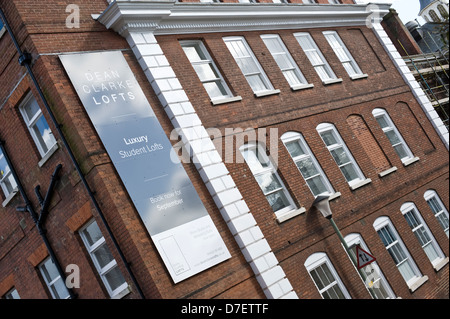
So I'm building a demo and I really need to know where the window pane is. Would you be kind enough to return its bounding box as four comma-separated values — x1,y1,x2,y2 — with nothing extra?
283,70,302,86
307,176,329,196
93,244,115,269
397,261,416,282
342,62,357,76
393,144,409,160
274,54,292,70
330,284,346,299
242,147,269,173
33,116,56,153
385,130,401,145
255,172,283,195
42,259,60,282
266,190,290,212
83,221,104,246
320,131,338,146
104,266,127,292
182,45,206,62
24,98,40,121
3,174,17,194
285,141,305,158
203,82,228,99
378,227,394,247
246,74,267,92
423,243,440,262
193,64,218,82
52,278,70,299
0,155,10,177
296,157,319,178
340,163,359,182
263,37,283,53
330,147,350,166
376,116,389,129
427,197,441,214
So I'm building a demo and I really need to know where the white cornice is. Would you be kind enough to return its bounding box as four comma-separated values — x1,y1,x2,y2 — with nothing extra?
98,1,392,36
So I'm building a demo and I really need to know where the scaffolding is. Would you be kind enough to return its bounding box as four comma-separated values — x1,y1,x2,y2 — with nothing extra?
401,38,449,131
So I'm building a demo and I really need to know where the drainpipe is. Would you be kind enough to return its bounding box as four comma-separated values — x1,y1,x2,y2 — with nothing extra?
0,142,76,299
0,7,145,299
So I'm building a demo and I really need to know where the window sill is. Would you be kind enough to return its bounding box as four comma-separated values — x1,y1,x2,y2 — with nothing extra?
379,166,398,178
329,192,341,201
276,207,306,224
111,284,131,299
408,275,428,293
349,178,372,191
2,188,19,208
402,156,420,167
254,89,281,98
433,257,449,272
211,95,242,106
350,74,369,80
38,143,59,168
322,78,343,85
291,83,314,91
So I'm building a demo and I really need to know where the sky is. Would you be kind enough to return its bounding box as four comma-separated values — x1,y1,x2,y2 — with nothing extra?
390,0,423,24
358,0,425,24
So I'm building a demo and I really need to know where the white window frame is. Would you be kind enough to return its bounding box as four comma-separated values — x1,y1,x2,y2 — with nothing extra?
0,21,5,39
223,36,277,96
372,108,416,165
0,150,17,199
317,123,368,189
424,190,449,238
328,0,341,4
180,40,238,105
80,219,129,299
294,32,340,84
281,132,334,197
302,0,317,3
19,93,57,158
304,252,351,299
344,233,396,299
240,142,296,218
400,202,446,269
39,257,71,299
260,34,312,90
373,216,425,291
322,31,366,79
4,287,20,299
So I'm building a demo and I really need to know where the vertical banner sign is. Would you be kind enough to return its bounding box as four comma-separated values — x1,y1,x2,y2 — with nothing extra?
60,51,230,283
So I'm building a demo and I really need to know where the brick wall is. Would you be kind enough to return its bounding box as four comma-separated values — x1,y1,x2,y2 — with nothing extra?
159,24,449,298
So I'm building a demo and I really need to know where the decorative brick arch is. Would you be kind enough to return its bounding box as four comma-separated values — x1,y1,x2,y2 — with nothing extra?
346,114,391,174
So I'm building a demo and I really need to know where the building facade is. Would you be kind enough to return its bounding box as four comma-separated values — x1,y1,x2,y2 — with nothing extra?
0,0,448,300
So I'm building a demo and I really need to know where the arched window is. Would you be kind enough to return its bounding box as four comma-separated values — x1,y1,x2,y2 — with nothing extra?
344,233,396,299
373,216,423,288
316,123,367,189
429,9,441,22
437,4,449,19
424,190,449,237
281,132,334,197
400,202,446,269
372,108,415,164
304,252,351,299
240,142,296,217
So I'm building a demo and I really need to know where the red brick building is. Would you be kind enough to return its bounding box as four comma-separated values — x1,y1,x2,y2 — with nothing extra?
0,0,448,300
